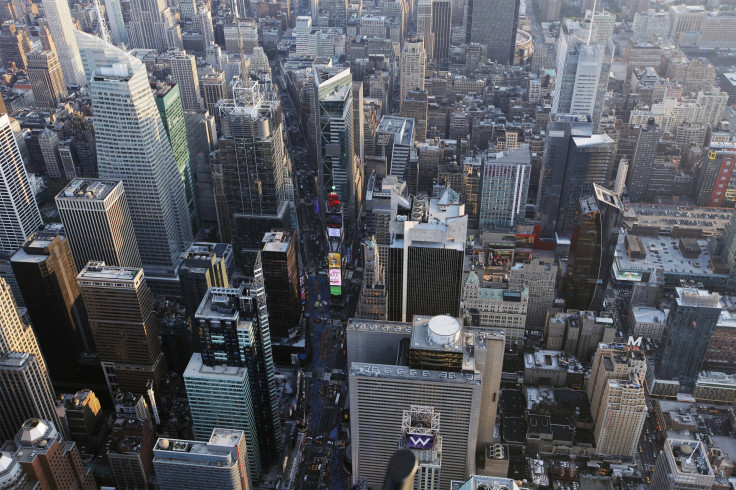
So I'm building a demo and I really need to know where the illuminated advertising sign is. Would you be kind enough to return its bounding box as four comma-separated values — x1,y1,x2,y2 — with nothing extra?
328,253,341,268
329,268,342,286
328,227,341,237
330,285,342,295
486,247,513,267
614,269,643,282
328,193,340,208
406,434,434,449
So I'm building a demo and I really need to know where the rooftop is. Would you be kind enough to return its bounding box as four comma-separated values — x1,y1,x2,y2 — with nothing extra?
377,116,414,146
77,261,141,283
621,204,731,236
262,231,291,253
632,306,666,324
666,439,713,478
58,179,120,201
195,287,240,320
154,431,243,466
184,353,247,380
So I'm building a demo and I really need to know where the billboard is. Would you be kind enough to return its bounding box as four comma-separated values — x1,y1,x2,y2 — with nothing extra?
486,247,513,267
328,227,341,237
406,434,434,450
330,285,342,295
329,268,342,286
328,193,340,208
328,253,341,268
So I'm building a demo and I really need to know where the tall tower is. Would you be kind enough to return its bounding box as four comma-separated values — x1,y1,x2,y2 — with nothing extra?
431,0,451,61
479,145,531,229
417,0,433,60
55,179,142,270
86,39,192,275
0,279,45,369
468,0,519,64
41,0,86,85
215,79,289,273
626,119,661,203
153,82,198,232
104,0,128,45
10,229,93,385
127,0,182,51
168,50,204,112
77,262,166,397
0,114,42,254
0,352,62,443
260,231,301,340
399,406,442,490
588,342,647,457
655,287,722,390
400,89,428,143
400,38,425,107
537,114,615,239
26,50,67,108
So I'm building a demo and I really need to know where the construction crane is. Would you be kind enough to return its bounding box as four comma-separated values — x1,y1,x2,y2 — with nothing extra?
93,0,112,45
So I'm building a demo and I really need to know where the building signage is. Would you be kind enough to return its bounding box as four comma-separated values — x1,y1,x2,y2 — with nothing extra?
329,268,342,286
406,434,434,449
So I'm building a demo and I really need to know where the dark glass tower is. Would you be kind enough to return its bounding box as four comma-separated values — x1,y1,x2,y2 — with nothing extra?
261,231,301,339
468,0,520,64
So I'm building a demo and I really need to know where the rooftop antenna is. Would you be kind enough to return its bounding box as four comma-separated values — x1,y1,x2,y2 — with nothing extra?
234,0,247,78
93,0,112,45
586,0,597,45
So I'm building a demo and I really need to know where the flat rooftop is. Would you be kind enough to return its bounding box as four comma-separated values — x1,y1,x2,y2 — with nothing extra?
58,178,120,201
632,306,666,324
195,287,240,320
77,262,140,282
184,354,247,380
262,231,291,252
622,204,732,236
377,116,414,146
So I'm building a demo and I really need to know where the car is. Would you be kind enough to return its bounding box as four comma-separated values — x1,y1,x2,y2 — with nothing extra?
639,446,643,453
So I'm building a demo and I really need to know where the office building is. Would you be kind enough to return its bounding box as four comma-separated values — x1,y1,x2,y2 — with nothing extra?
462,269,528,342
468,0,519,64
0,114,43,254
26,50,66,108
0,353,61,443
183,354,259,481
400,89,428,143
509,259,557,328
478,145,531,229
356,236,388,320
216,79,290,273
153,429,251,490
655,287,722,390
261,231,301,340
56,390,105,454
87,38,193,276
201,69,227,115
77,262,166,397
376,116,415,180
1,418,95,489
588,342,647,457
38,128,63,179
417,0,433,59
168,50,204,112
128,0,181,52
104,0,128,45
431,0,451,61
400,38,425,106
0,279,44,367
696,145,736,208
327,0,347,29
106,392,155,490
190,278,282,477
627,119,661,203
0,22,30,70
41,0,86,85
309,67,357,226
537,114,615,238
55,179,142,269
348,316,504,489
0,450,32,487
651,439,715,490
553,35,609,129
179,242,232,316
399,405,442,490
153,82,198,232
10,229,92,384
387,189,467,322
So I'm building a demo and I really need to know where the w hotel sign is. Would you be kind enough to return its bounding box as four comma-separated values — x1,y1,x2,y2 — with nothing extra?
406,434,434,450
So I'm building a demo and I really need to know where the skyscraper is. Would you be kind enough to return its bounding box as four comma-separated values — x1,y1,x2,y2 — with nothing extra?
55,179,141,269
85,38,192,275
655,287,722,390
0,278,45,370
153,82,198,232
10,229,93,384
168,50,204,111
417,0,433,59
479,145,531,229
41,0,86,85
0,113,43,254
348,316,504,488
77,262,166,397
127,0,182,52
0,353,61,442
310,67,357,226
399,406,442,490
468,0,519,64
153,429,251,490
537,114,615,238
626,119,661,203
401,89,428,143
431,0,451,61
651,439,715,490
400,38,426,106
1,418,95,488
375,116,415,180
588,342,647,457
190,270,282,477
215,79,290,272
552,35,609,128
104,0,128,45
26,50,66,108
179,242,232,316
387,189,467,322
356,236,388,320
327,0,347,28
260,231,301,340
